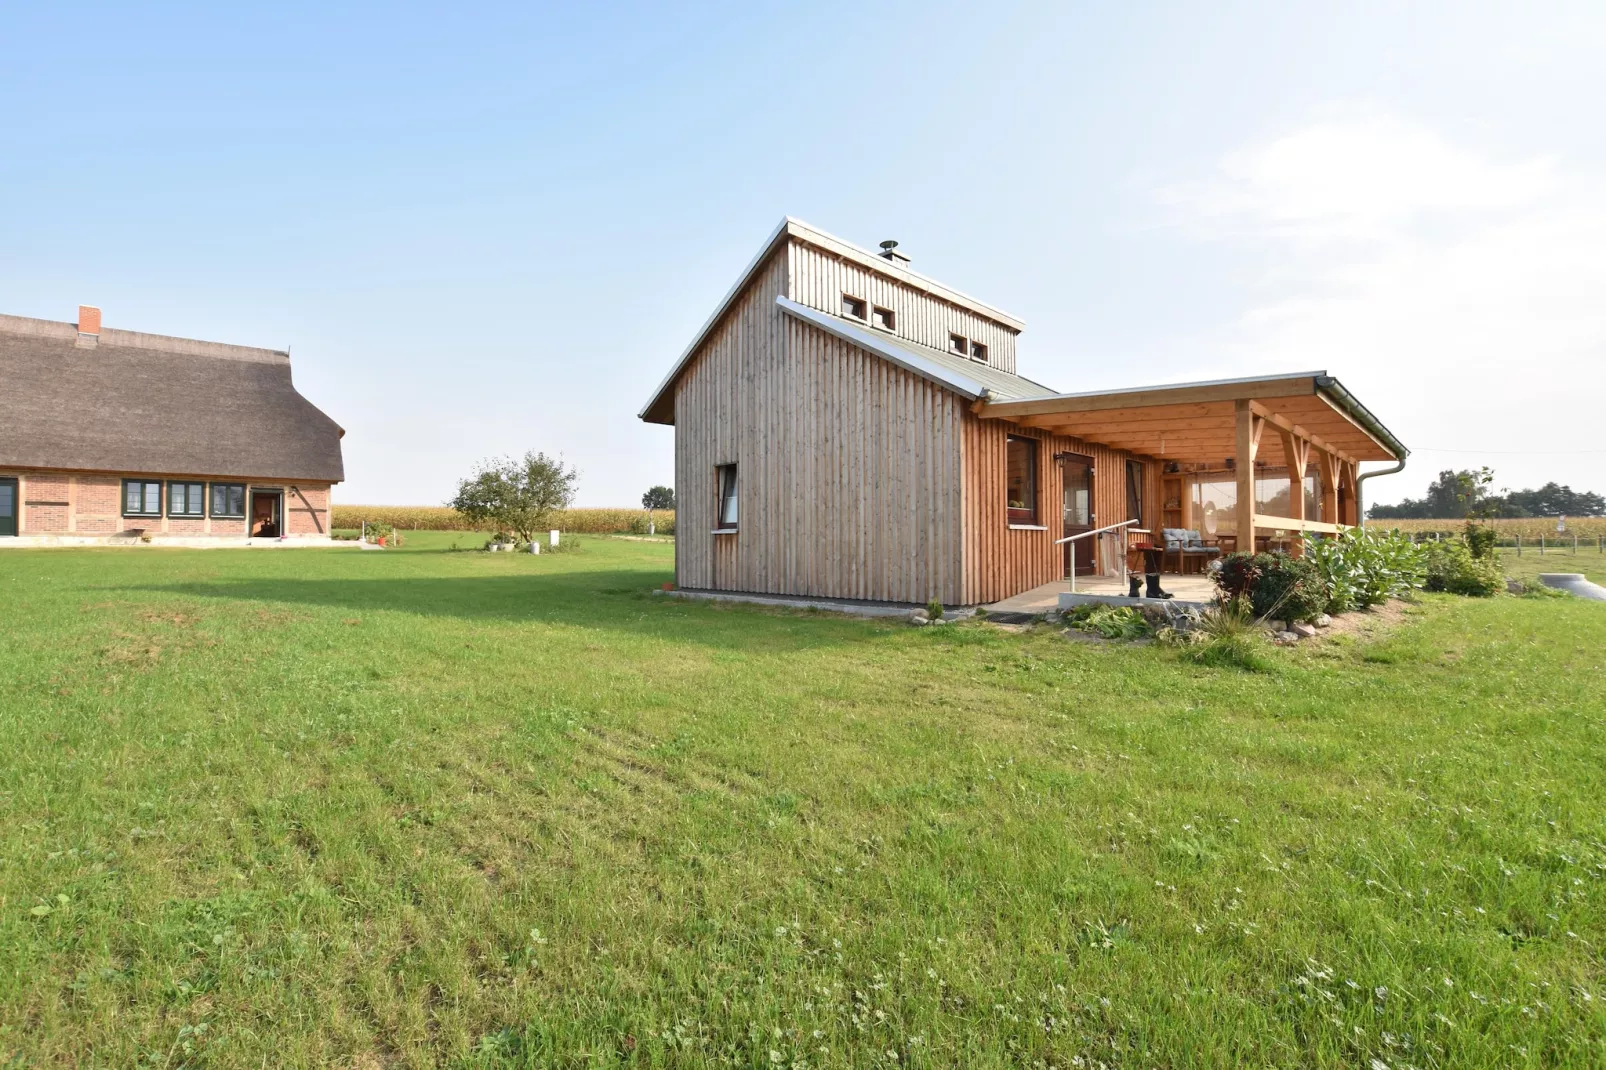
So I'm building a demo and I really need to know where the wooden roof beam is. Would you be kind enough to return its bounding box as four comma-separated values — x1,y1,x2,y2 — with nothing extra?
1248,401,1360,467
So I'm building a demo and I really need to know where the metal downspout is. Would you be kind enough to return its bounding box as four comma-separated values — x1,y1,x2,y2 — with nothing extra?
1355,458,1407,529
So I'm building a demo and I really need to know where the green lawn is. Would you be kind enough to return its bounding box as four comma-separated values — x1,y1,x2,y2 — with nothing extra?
1499,545,1606,589
1,535,1602,1068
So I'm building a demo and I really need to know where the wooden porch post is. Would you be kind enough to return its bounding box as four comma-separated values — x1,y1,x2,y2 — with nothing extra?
1317,449,1340,526
1234,399,1260,554
1280,430,1309,555
1337,461,1359,526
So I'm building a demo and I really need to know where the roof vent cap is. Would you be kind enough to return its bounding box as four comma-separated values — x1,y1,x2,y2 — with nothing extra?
877,239,910,265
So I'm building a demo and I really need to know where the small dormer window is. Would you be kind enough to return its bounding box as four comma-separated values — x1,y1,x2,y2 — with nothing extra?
842,294,867,320
871,306,895,331
970,340,989,362
949,333,967,355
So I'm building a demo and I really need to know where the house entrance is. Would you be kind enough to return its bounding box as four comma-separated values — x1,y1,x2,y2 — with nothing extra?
250,490,282,538
0,478,16,537
1061,454,1095,576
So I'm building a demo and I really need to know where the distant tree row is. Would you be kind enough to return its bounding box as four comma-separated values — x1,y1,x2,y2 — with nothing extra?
1369,468,1605,519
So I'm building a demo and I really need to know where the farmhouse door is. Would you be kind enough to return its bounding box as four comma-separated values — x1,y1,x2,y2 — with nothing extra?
0,478,16,537
250,490,281,537
1061,455,1095,576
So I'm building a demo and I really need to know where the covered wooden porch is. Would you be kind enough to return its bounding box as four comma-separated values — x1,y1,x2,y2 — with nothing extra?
976,371,1408,562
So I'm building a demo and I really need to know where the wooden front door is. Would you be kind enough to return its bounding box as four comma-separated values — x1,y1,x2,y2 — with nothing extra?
1061,454,1095,576
0,478,16,537
251,491,281,537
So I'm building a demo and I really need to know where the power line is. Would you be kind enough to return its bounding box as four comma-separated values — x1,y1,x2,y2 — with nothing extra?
1409,446,1606,455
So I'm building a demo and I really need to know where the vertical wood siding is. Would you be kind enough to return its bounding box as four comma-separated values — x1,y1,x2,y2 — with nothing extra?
787,240,1019,374
673,244,966,603
960,415,1147,604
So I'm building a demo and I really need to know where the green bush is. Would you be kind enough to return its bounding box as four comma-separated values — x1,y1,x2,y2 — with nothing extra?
1423,538,1503,596
1210,552,1327,622
1303,527,1425,610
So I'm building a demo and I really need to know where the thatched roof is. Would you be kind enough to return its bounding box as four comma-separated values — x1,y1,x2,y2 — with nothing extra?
0,313,344,482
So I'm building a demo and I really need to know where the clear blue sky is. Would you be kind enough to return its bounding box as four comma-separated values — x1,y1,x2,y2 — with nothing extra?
4,2,1602,507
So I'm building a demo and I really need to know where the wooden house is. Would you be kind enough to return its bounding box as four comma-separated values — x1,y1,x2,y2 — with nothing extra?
0,307,344,546
639,219,1407,606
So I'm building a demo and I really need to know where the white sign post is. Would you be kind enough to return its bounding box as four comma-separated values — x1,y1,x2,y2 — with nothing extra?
550,529,560,547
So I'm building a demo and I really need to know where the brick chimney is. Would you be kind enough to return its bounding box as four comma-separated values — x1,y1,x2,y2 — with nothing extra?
76,305,101,348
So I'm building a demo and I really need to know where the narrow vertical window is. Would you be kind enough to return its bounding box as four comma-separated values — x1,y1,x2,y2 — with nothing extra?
715,464,738,531
1006,437,1038,525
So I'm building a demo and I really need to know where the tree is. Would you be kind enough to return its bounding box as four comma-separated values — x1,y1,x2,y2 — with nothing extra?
641,486,675,511
1369,468,1492,519
449,452,578,543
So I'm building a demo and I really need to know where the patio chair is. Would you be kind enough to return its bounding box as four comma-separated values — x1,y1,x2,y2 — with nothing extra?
1179,529,1222,573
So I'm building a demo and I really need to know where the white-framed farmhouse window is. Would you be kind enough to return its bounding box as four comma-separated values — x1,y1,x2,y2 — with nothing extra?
210,482,246,518
168,481,206,517
122,479,163,517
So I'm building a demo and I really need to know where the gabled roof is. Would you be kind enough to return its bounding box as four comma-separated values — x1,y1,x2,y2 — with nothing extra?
775,297,1056,402
639,217,1026,423
0,313,346,482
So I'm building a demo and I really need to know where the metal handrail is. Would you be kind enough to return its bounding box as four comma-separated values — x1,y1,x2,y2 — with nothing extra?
1056,518,1142,594
1052,517,1142,546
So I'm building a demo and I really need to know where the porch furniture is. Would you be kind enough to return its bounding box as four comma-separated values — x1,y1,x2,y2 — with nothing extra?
1161,528,1223,574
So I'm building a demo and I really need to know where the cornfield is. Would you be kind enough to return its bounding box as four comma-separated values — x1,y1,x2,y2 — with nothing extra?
1374,517,1606,539
332,506,675,535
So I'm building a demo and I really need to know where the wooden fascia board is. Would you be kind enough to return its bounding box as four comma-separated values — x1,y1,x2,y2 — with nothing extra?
1248,401,1361,467
637,218,793,423
1309,391,1396,458
977,375,1320,421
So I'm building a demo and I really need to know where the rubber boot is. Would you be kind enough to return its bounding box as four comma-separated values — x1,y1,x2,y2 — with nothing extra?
1128,575,1143,598
1145,574,1174,599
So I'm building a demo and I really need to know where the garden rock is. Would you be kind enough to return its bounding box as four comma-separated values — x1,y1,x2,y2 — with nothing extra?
1275,630,1301,643
1291,621,1318,638
1315,614,1333,628
1266,619,1286,634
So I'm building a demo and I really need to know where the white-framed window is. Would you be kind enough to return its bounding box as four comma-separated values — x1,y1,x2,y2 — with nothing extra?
122,479,163,517
168,481,206,517
970,340,989,362
210,482,246,518
871,305,895,331
841,294,867,320
949,332,968,355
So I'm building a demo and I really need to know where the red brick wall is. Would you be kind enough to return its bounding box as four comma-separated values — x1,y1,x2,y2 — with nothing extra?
6,473,335,538
23,475,72,533
287,484,330,534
